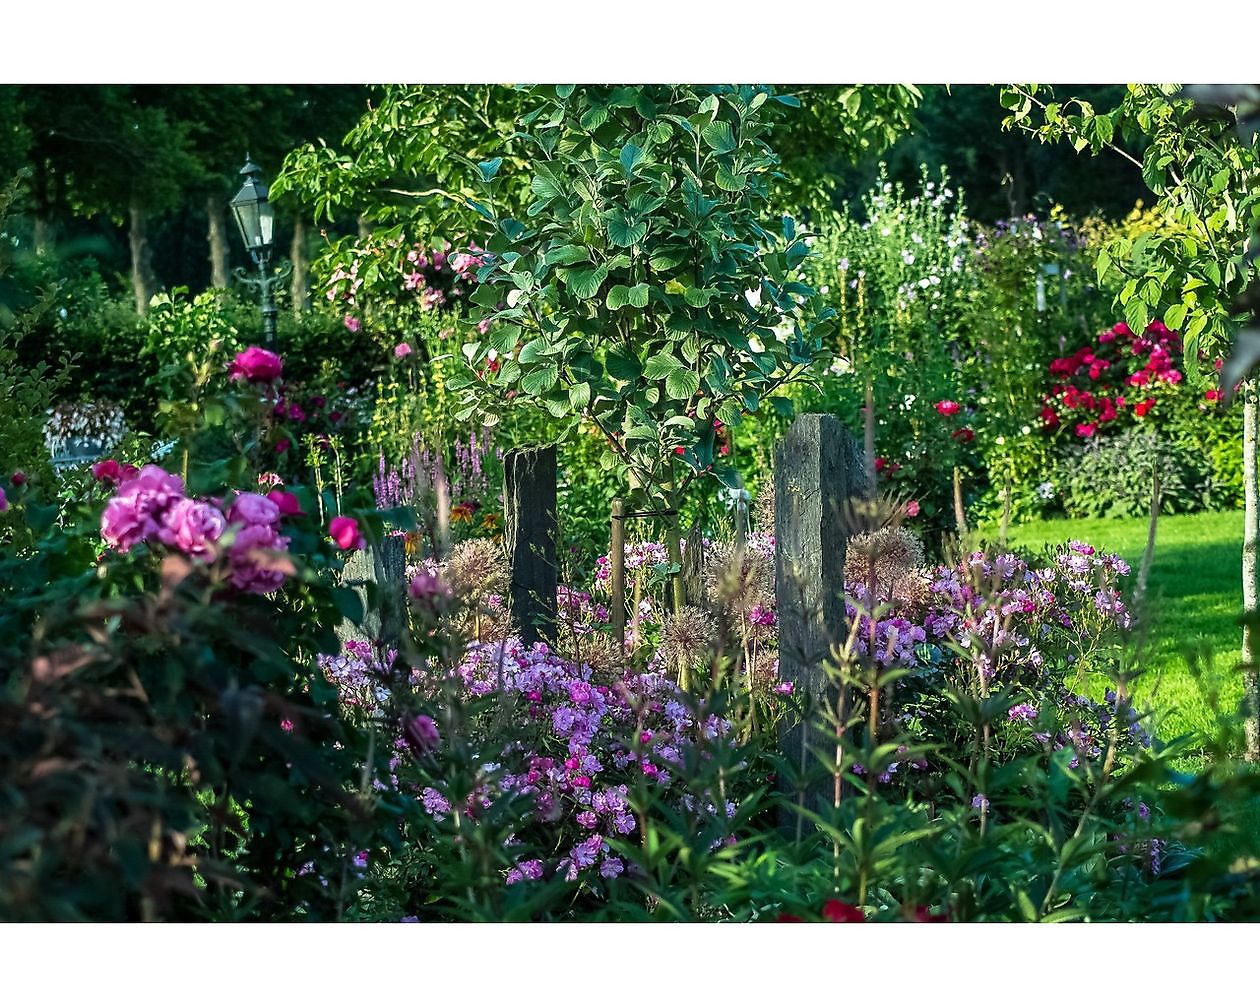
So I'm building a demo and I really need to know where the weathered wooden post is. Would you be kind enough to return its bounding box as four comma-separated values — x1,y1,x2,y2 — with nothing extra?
610,498,626,652
504,445,558,646
775,413,866,830
335,534,407,652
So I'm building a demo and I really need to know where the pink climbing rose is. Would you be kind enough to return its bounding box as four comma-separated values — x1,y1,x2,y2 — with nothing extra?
330,515,365,551
228,346,283,383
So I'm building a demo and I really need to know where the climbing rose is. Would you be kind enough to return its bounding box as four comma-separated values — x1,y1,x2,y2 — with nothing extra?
935,400,960,416
330,515,365,551
228,346,283,383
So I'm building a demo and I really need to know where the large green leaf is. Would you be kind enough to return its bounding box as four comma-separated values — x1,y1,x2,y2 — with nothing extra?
701,120,736,154
562,265,608,300
644,352,683,380
606,348,643,381
665,368,700,400
606,211,648,247
521,362,560,396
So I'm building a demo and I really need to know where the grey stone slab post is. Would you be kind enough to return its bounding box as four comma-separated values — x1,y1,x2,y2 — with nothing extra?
774,413,863,829
504,445,558,646
335,534,407,652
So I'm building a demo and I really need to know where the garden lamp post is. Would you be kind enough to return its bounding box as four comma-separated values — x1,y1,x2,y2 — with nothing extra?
230,155,290,348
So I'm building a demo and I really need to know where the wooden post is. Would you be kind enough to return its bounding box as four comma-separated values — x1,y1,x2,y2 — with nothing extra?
504,445,558,646
775,414,862,827
610,498,626,652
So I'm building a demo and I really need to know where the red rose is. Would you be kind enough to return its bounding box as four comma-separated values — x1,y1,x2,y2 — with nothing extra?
821,899,865,923
935,400,960,417
1075,422,1097,438
266,489,304,517
1134,398,1156,418
951,427,974,443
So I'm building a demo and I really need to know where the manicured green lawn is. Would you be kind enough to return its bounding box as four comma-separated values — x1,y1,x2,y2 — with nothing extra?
982,510,1247,751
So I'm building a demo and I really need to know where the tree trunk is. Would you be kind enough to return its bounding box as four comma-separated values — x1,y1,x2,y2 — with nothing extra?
289,216,309,315
129,199,157,315
1242,379,1259,761
206,193,230,290
32,215,53,257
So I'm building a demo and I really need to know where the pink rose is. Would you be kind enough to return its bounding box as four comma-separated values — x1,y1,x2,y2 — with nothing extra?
228,491,281,528
935,400,960,417
0,487,7,513
101,494,160,552
228,523,292,594
158,497,226,559
403,713,441,753
344,314,362,333
265,489,303,517
228,346,283,383
329,515,365,551
394,342,413,359
906,499,921,517
275,439,291,455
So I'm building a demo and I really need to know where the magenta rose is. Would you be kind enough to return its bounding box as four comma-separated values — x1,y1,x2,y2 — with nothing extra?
228,346,284,383
228,491,281,529
228,523,292,594
91,460,140,486
402,713,441,754
158,497,227,559
329,515,365,551
0,487,7,513
265,489,303,517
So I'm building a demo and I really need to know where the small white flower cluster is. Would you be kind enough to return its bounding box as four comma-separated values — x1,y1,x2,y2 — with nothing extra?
44,400,127,461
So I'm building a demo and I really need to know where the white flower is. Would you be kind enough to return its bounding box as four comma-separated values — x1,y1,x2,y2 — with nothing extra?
902,251,915,265
918,277,930,289
838,258,850,272
881,227,891,236
911,232,923,245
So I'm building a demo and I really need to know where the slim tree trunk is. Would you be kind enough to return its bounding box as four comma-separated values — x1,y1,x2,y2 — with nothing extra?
206,193,230,290
32,215,53,257
1242,378,1259,761
290,216,309,315
129,199,157,315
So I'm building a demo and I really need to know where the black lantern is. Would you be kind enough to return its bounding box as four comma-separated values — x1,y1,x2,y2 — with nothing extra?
229,155,289,348
230,156,275,257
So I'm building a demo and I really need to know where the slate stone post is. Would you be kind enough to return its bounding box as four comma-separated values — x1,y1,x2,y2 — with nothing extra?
504,445,558,646
774,414,865,828
335,535,407,651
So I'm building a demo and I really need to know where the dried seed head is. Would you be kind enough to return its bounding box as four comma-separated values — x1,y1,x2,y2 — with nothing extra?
660,605,718,671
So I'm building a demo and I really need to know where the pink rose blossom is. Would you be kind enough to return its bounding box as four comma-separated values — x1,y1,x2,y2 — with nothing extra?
157,497,227,559
228,492,281,529
935,400,960,417
906,499,921,517
228,346,283,383
344,314,362,333
394,342,413,359
330,515,365,551
0,487,6,512
228,523,291,594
